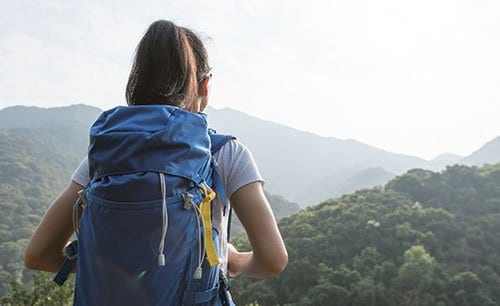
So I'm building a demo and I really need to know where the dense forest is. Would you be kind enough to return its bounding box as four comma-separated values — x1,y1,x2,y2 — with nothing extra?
0,126,87,297
231,164,500,305
3,162,499,305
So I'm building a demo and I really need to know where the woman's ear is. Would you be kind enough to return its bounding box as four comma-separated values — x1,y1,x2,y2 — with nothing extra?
199,75,211,111
200,75,210,98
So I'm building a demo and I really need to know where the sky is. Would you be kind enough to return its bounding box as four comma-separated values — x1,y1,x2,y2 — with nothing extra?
1,0,499,159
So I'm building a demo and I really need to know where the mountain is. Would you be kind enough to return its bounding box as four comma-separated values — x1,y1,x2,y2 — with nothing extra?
206,107,435,205
295,166,396,205
461,136,500,167
231,163,500,305
431,153,464,164
3,104,497,207
0,104,101,129
0,104,101,157
0,106,98,296
0,132,74,296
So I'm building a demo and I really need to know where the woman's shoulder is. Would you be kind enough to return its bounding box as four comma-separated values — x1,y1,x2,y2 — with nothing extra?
214,138,253,163
214,138,264,198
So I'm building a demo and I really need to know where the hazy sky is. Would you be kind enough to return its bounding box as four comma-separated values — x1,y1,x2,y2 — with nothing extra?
1,1,499,159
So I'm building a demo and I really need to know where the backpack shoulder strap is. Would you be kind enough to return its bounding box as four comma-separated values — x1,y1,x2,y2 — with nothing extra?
208,131,236,242
208,132,235,212
209,132,236,155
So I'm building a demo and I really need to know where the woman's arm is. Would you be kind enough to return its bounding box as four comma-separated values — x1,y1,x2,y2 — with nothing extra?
227,182,288,278
25,181,83,272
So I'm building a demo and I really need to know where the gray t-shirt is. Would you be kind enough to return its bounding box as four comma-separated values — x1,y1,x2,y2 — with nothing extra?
71,139,264,272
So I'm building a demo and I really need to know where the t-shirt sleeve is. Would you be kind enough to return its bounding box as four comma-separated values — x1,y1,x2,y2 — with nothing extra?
71,156,91,187
214,139,265,199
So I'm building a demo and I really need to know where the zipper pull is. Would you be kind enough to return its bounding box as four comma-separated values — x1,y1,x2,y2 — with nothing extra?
193,266,202,279
182,193,194,210
158,254,165,266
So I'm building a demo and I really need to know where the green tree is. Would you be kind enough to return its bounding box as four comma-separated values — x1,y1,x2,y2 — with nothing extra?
1,272,74,306
395,245,436,305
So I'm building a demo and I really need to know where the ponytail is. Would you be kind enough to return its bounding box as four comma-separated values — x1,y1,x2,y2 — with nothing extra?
126,20,208,111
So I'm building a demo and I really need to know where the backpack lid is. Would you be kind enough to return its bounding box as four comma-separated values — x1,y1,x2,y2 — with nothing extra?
88,105,211,183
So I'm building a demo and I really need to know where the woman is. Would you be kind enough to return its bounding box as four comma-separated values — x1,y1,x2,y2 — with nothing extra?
24,20,288,303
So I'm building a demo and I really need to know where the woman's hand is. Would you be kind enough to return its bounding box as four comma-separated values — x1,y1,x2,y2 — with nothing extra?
227,243,251,278
227,243,240,278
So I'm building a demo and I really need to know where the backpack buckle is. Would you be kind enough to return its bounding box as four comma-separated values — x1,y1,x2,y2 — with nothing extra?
220,272,231,291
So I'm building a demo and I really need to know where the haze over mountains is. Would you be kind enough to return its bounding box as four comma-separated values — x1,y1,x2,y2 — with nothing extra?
206,107,500,205
461,136,500,166
1,104,499,206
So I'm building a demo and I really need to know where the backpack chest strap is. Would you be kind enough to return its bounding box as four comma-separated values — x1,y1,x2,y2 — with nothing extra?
53,240,78,286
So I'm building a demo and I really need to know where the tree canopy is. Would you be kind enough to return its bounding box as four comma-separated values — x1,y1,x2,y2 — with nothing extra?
231,164,500,305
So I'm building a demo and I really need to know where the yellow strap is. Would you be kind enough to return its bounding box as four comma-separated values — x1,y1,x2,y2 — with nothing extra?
200,185,219,267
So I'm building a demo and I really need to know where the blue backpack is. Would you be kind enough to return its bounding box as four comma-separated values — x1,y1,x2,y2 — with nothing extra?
54,105,236,306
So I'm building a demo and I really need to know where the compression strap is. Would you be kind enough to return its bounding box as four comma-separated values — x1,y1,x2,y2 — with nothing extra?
200,183,220,267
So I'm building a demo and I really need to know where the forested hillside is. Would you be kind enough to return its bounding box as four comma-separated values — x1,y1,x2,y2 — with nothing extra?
4,161,499,305
232,164,500,305
0,125,90,296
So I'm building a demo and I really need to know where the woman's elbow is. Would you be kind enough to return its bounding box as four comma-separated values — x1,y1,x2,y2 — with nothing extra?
24,243,51,271
274,250,289,275
263,250,288,276
24,247,41,270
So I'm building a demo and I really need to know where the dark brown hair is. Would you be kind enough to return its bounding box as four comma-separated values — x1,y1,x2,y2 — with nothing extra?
125,20,211,111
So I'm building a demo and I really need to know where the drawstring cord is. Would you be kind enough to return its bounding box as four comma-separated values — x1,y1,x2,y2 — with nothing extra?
184,183,219,278
158,173,168,266
156,177,217,275
192,203,205,279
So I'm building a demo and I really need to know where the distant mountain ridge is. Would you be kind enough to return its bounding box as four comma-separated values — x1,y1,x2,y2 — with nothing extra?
2,104,499,206
461,136,500,167
206,107,433,205
431,153,464,163
291,166,394,204
0,104,101,129
206,107,500,205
